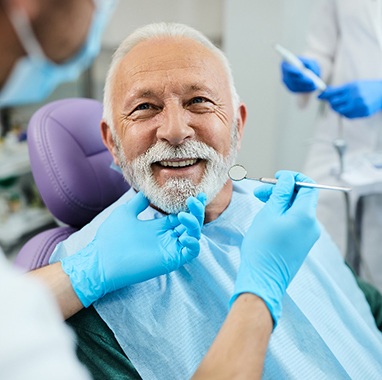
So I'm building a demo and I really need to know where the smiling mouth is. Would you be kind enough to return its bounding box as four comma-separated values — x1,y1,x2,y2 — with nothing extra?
157,158,199,168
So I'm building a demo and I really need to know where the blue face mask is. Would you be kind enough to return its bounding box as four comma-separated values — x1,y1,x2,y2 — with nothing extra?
0,0,116,108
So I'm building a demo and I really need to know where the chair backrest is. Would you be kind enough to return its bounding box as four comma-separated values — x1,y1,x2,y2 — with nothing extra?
14,98,129,271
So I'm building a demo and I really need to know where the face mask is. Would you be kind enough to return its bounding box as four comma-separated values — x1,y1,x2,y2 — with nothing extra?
0,0,116,107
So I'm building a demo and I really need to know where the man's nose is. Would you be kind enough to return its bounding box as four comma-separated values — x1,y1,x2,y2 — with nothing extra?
156,104,195,145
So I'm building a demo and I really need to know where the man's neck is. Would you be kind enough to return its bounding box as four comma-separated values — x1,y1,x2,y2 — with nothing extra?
204,181,233,224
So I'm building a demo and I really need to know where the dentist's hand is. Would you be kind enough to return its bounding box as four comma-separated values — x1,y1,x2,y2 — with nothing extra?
281,57,321,92
318,80,382,118
230,171,321,327
61,192,206,307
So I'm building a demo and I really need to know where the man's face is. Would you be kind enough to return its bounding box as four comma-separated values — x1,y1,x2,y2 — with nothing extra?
103,37,245,214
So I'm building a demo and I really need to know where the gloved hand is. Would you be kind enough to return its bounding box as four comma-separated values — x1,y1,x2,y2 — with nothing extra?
318,80,382,118
281,57,321,92
61,191,206,307
230,171,321,327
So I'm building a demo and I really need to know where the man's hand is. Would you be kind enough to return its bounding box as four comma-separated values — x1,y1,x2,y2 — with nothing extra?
61,192,206,307
230,171,321,327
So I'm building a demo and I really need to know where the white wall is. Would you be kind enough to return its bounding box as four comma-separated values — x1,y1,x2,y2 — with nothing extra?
224,0,319,177
101,0,223,47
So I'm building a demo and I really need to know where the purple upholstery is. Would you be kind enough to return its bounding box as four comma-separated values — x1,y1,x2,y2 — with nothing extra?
15,98,130,271
14,227,76,271
27,97,129,227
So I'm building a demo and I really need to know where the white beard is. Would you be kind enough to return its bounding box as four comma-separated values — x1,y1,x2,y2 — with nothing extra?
114,129,238,214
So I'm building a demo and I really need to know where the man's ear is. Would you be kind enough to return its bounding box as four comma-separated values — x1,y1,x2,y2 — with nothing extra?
235,103,247,151
100,120,120,165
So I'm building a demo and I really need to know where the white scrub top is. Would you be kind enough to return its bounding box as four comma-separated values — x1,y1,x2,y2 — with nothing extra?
0,249,90,380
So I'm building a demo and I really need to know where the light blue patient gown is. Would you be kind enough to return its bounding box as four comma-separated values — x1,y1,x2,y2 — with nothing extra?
51,181,382,379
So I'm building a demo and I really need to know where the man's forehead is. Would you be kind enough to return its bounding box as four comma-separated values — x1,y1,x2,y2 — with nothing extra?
116,37,223,78
126,82,221,101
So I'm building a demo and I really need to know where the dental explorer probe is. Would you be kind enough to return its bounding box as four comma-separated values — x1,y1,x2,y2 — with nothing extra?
228,165,352,193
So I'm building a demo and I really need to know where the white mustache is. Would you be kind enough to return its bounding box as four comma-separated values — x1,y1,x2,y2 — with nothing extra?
142,140,219,164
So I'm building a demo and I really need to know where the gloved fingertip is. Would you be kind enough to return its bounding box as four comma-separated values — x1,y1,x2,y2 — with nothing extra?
274,170,295,184
294,172,315,184
136,191,149,202
178,212,201,239
253,185,273,203
275,169,292,179
267,172,295,210
196,192,207,205
186,193,206,208
129,191,150,215
186,196,206,227
181,242,200,262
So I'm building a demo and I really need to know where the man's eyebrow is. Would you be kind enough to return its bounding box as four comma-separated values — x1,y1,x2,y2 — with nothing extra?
184,84,218,97
186,84,210,92
131,89,156,98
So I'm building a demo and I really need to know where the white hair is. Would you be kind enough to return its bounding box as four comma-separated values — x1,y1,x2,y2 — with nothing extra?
102,22,240,132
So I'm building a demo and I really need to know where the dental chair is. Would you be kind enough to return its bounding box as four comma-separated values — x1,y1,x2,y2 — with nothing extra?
14,98,130,271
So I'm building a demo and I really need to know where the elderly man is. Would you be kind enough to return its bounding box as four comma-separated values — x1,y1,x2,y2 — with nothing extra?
51,23,382,379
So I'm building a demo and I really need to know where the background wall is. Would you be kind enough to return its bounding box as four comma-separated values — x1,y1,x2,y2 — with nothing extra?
224,0,319,177
101,0,223,47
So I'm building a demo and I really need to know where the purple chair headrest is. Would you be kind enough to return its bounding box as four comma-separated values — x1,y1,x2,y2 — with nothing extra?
27,98,130,228
14,226,77,271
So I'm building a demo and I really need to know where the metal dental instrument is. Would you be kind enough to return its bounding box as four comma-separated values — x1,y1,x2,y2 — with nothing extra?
333,116,347,178
228,164,352,192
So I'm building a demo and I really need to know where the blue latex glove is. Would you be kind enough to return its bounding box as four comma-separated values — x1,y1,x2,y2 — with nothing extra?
318,80,382,118
281,57,321,92
61,191,206,307
230,171,321,327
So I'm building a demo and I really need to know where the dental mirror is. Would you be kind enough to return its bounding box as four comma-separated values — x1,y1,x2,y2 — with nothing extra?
228,164,352,192
228,164,247,181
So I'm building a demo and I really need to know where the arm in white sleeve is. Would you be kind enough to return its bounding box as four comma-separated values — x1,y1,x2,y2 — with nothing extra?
0,252,90,380
304,0,338,82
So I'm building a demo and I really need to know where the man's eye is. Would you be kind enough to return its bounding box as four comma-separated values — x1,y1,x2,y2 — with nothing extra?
135,103,151,111
127,103,160,119
190,97,207,104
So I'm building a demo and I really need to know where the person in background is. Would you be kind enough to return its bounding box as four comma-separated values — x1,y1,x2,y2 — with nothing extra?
280,0,382,291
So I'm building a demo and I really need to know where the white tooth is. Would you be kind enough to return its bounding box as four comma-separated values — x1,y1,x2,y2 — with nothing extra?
160,159,197,167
